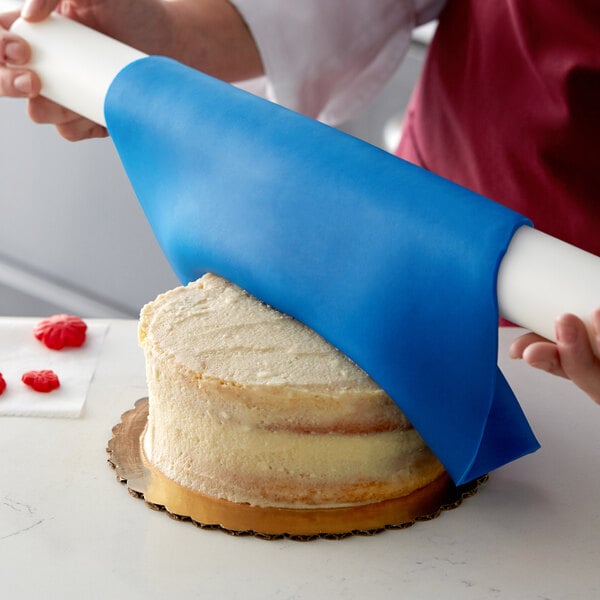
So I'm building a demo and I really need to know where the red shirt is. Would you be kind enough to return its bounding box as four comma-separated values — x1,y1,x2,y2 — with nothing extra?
397,0,600,257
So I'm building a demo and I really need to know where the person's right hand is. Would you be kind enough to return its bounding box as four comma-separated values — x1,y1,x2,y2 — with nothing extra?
0,0,262,141
510,309,600,405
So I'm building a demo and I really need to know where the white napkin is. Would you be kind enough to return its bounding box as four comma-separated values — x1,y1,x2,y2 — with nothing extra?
0,318,108,418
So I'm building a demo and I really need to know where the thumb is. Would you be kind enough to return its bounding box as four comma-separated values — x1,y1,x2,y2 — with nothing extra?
21,0,60,22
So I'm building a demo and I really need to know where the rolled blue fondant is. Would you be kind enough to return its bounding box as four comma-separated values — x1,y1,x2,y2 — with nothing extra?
105,56,539,485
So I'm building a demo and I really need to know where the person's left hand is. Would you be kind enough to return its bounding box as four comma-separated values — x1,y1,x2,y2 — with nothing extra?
509,309,600,405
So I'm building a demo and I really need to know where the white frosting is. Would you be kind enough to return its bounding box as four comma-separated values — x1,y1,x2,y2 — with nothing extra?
139,273,380,391
139,274,444,508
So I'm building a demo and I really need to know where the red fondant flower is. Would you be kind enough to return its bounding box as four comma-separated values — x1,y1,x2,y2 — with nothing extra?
34,314,87,350
0,373,6,396
22,370,61,393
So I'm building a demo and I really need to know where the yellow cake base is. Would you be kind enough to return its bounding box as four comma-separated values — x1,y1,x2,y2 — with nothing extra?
107,399,485,540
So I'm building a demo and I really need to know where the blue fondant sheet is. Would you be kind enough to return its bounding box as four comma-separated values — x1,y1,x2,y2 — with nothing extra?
105,56,539,485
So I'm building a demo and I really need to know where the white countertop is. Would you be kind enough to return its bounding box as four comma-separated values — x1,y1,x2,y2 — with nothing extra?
1,320,598,599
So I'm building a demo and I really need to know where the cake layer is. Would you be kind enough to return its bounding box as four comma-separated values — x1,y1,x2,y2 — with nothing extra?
143,372,443,507
139,274,386,392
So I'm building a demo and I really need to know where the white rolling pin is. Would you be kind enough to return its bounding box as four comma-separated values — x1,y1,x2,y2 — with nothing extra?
2,0,599,346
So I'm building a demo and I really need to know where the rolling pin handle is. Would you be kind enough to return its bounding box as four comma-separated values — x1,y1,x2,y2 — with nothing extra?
3,1,146,126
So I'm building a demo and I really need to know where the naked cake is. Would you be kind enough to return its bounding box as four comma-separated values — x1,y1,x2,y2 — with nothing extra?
136,273,453,535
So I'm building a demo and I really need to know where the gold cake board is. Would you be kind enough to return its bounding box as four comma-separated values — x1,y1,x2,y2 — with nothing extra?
107,399,485,540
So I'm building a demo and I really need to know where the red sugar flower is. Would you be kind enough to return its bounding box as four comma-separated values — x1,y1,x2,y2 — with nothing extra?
34,314,87,350
22,370,61,393
0,373,6,396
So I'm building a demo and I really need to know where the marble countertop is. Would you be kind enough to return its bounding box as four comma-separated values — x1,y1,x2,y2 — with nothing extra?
0,319,598,599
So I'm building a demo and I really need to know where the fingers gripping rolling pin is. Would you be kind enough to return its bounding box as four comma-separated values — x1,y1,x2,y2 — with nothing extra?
4,0,600,349
5,0,146,126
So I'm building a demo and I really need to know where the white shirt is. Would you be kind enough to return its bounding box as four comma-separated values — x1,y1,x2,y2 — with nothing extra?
230,0,445,124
